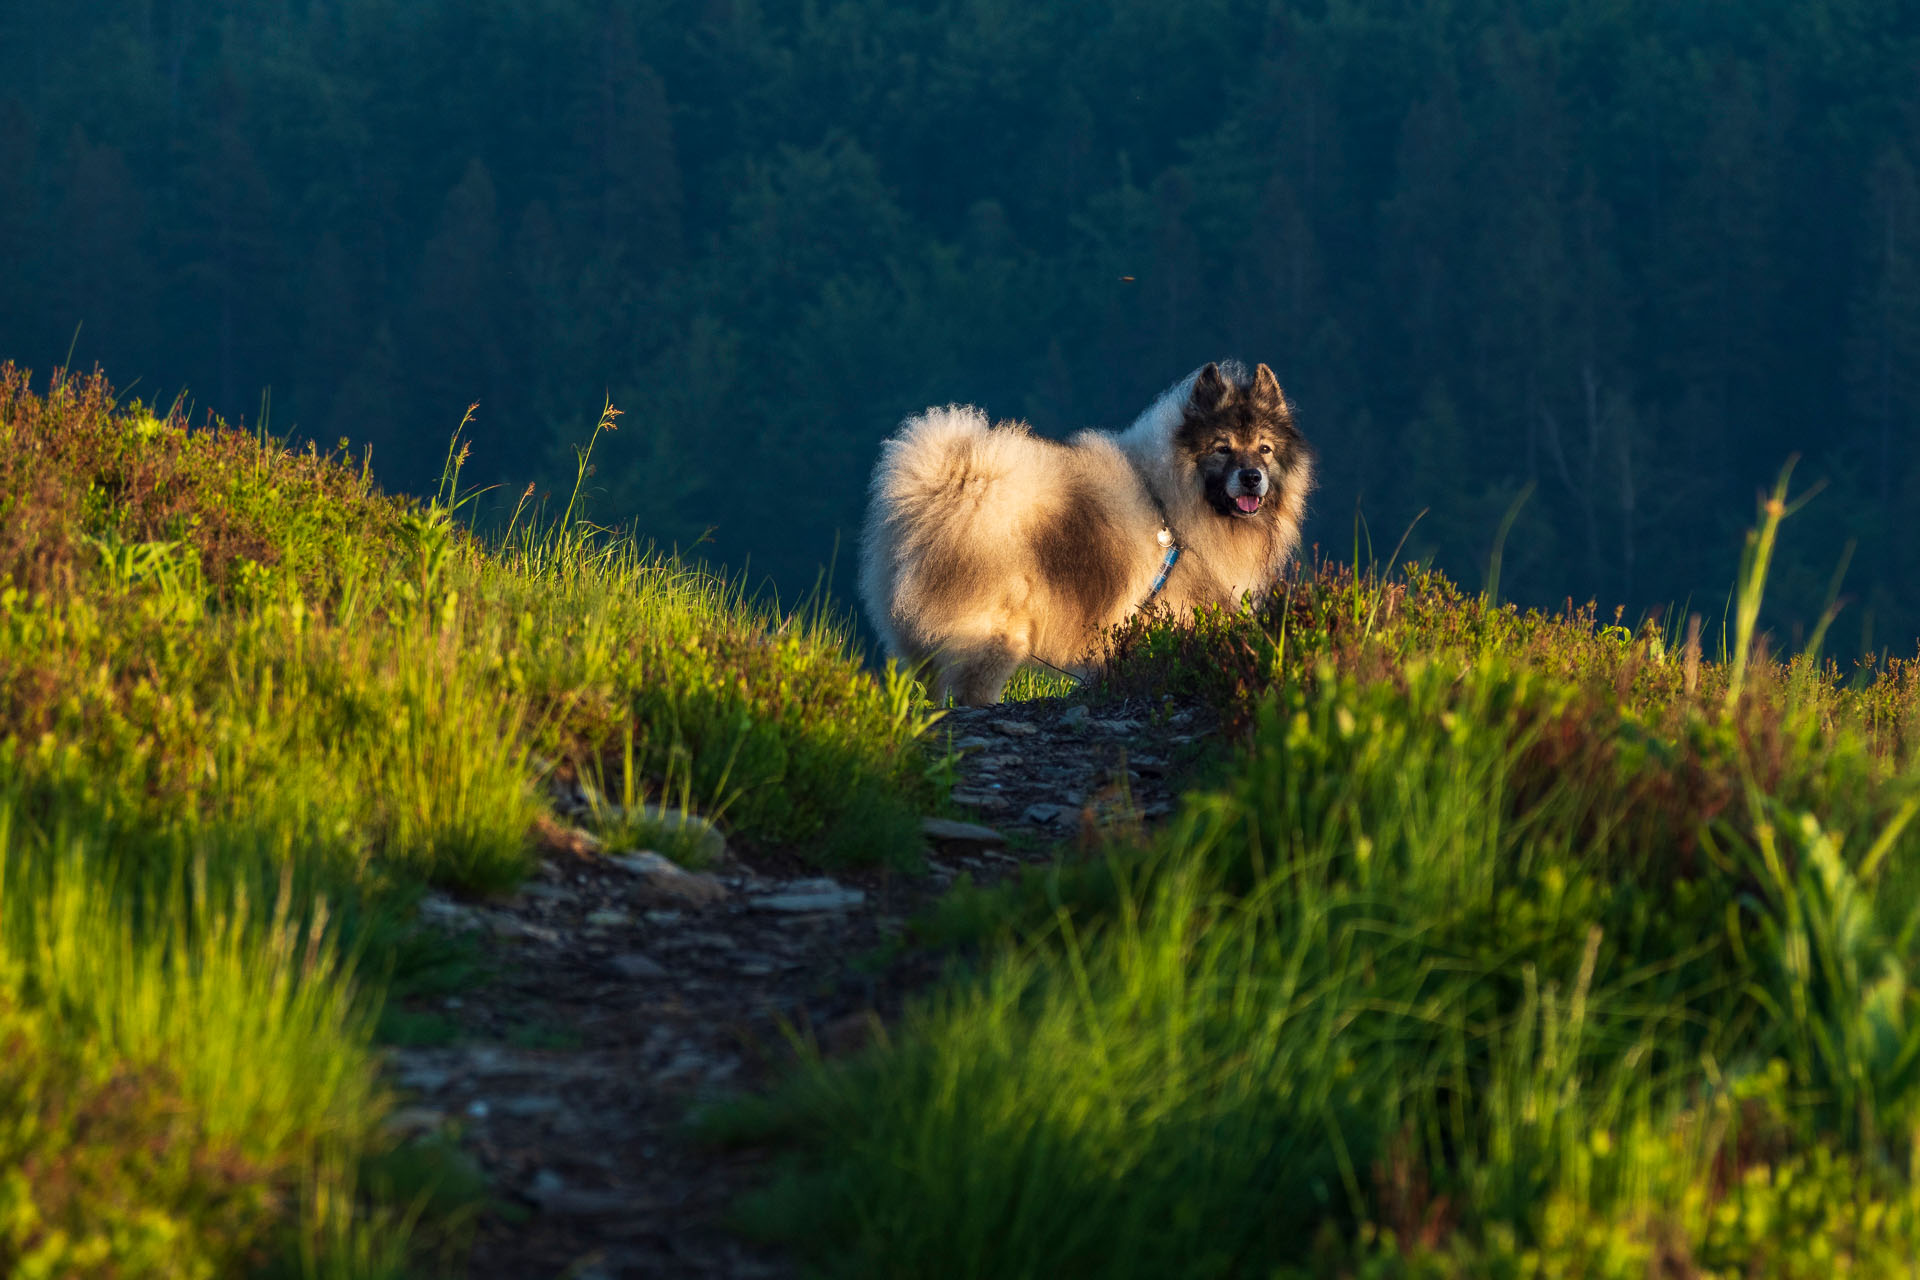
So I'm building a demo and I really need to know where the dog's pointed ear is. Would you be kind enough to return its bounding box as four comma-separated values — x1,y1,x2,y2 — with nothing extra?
1252,363,1288,412
1189,362,1230,413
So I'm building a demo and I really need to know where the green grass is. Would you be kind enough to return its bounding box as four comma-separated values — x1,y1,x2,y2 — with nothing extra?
1000,664,1082,703
22,361,1920,1276
720,478,1920,1278
0,366,942,1274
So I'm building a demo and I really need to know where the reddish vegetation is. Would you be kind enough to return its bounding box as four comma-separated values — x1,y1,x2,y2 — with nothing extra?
0,364,401,593
1101,557,1920,766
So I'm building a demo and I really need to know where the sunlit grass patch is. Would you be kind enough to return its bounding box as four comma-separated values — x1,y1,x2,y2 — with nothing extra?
0,807,387,1277
729,660,1920,1276
1097,523,1920,765
1000,663,1081,703
724,479,1920,1277
0,366,944,1271
1,367,938,881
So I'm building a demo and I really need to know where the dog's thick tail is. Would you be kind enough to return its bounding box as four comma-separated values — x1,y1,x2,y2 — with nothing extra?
865,403,1037,601
870,404,1008,509
861,406,1007,657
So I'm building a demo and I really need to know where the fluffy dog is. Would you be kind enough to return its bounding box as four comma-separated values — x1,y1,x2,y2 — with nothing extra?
860,361,1314,704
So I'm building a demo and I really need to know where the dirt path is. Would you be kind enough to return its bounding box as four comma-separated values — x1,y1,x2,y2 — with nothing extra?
384,696,1216,1279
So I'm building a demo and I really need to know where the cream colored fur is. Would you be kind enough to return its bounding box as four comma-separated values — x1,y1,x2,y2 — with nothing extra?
860,368,1313,705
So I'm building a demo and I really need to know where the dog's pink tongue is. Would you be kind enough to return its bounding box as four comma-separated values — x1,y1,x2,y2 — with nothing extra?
1235,495,1261,513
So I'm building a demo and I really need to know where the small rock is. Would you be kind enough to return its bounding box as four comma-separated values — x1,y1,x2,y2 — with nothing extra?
418,893,481,930
1059,705,1091,728
606,952,668,979
752,878,865,913
922,817,1007,849
501,1095,565,1118
467,1100,491,1120
389,1053,455,1093
733,952,780,977
605,851,729,907
949,788,1011,812
1142,800,1174,818
464,1047,506,1073
952,735,995,751
1021,803,1072,826
583,908,634,928
658,1047,711,1082
990,719,1040,737
489,916,563,945
1093,718,1142,734
529,1168,568,1198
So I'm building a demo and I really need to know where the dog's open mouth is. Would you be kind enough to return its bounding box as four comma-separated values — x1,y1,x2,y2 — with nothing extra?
1232,494,1262,515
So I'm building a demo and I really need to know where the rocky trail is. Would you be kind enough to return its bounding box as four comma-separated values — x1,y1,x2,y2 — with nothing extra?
386,695,1218,1279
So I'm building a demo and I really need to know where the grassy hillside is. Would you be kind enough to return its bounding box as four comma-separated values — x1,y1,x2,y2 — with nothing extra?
12,363,1920,1277
724,493,1920,1277
0,367,939,1274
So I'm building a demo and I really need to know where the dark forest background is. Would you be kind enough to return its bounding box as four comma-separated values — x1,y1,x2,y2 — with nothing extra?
3,1,1918,655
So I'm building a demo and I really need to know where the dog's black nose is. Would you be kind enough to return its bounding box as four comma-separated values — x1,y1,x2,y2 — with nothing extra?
1237,468,1264,491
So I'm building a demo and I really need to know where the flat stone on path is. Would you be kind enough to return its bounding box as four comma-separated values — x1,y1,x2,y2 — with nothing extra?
418,892,483,931
921,816,1007,849
605,952,668,980
490,916,564,945
948,788,1011,812
733,952,781,976
1021,802,1075,826
751,878,865,913
990,719,1040,737
604,851,729,907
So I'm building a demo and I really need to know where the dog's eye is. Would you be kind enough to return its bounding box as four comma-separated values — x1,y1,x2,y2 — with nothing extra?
1213,444,1231,455
1258,444,1272,455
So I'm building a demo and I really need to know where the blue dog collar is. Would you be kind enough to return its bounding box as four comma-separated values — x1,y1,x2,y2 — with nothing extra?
1142,526,1181,605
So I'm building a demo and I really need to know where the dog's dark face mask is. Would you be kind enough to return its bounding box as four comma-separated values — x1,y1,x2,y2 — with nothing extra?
1176,362,1305,521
